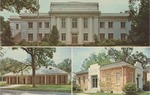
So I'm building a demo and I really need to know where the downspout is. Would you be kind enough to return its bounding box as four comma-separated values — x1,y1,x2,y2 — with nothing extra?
122,66,124,87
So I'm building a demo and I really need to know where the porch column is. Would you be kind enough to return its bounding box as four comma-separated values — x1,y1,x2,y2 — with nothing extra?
78,17,82,45
9,77,10,84
66,17,71,45
25,77,28,84
55,75,57,84
45,75,47,84
16,76,18,84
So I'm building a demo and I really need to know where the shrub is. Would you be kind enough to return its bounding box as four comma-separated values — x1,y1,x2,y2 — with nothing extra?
143,81,150,91
123,82,137,95
73,84,82,92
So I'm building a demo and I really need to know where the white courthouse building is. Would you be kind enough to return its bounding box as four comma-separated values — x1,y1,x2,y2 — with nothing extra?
9,2,131,45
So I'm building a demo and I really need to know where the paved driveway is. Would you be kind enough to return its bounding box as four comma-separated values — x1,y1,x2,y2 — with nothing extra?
0,89,71,95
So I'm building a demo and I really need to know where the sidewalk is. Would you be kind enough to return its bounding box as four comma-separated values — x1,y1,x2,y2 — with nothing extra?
0,84,25,89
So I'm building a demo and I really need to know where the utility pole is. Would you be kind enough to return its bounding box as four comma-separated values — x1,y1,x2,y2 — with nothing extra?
37,0,39,46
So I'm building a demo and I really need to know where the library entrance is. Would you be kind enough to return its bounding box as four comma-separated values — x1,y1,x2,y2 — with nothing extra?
72,34,78,45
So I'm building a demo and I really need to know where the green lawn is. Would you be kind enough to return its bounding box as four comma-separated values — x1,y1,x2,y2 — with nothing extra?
0,81,8,87
73,92,150,95
138,92,150,95
6,84,71,92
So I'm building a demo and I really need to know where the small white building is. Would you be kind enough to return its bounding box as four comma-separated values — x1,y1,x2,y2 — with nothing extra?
76,61,148,93
9,2,131,45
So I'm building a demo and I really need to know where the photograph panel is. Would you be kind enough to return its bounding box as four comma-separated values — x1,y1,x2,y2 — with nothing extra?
0,47,71,95
72,47,150,95
0,0,149,46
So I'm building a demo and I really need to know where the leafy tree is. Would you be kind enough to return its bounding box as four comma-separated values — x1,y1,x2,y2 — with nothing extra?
1,18,14,46
107,48,148,68
49,25,60,46
0,48,4,57
82,52,111,70
107,48,133,62
57,58,71,74
82,48,148,70
128,0,149,46
132,51,148,68
1,0,38,13
21,48,56,87
0,58,26,75
93,34,99,45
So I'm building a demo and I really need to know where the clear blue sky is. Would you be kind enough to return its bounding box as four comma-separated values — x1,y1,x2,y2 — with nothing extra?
0,0,130,20
1,47,71,64
73,47,150,73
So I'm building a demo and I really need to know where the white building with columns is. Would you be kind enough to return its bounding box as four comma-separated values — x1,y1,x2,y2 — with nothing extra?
9,2,131,45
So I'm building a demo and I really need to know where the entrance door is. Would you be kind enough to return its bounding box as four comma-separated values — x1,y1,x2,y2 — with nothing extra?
92,75,98,88
72,34,78,45
137,77,139,88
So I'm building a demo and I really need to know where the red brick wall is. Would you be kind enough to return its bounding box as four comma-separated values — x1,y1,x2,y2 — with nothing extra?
143,71,147,85
100,67,124,92
100,66,135,92
76,73,88,91
124,66,135,83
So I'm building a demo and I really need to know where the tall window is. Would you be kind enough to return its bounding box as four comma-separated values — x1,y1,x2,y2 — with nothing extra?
121,22,126,28
44,33,50,39
108,22,113,28
28,22,33,29
16,24,19,29
72,18,78,28
45,22,49,28
108,33,113,39
121,33,126,40
61,33,66,41
100,33,105,40
83,76,85,84
116,73,121,84
78,77,80,84
39,22,42,28
61,18,66,28
84,33,88,41
100,22,105,28
28,33,33,41
83,18,88,28
38,33,42,41
92,75,97,88
130,72,133,82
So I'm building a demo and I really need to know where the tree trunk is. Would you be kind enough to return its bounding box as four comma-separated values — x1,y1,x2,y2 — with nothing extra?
31,54,36,87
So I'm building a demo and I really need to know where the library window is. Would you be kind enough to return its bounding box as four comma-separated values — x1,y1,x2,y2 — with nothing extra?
28,22,33,29
45,22,49,28
72,18,78,28
108,33,113,39
39,22,42,28
61,33,66,41
84,33,88,41
121,22,126,28
28,33,33,41
61,18,66,28
100,22,105,28
83,18,88,28
16,24,19,29
108,22,113,28
100,33,105,40
121,33,126,40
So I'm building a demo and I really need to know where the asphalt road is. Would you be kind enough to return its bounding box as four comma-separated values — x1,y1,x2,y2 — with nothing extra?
0,89,71,95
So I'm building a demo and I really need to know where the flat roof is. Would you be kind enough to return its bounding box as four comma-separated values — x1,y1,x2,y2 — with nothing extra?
76,61,135,74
